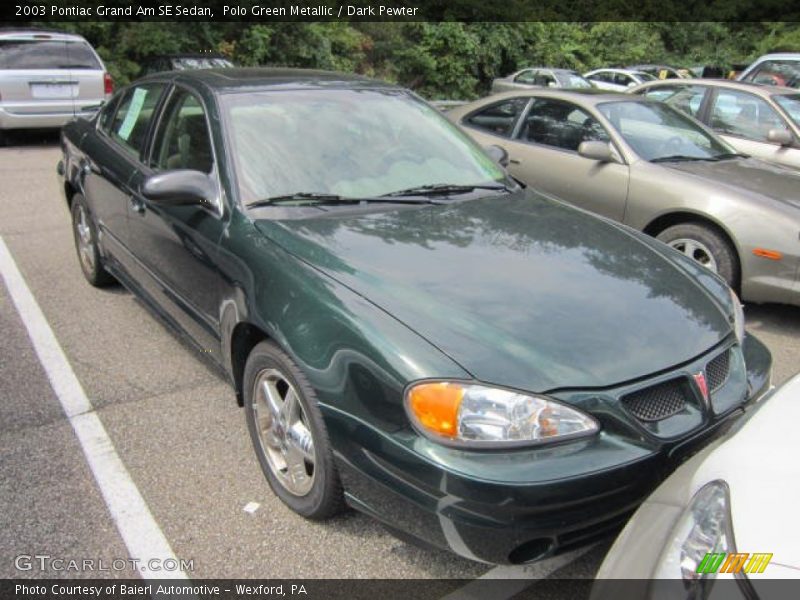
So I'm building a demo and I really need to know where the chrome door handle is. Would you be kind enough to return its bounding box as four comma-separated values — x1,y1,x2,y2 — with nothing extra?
509,158,521,165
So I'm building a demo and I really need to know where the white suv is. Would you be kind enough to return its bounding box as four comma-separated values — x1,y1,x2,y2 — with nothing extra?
0,29,112,143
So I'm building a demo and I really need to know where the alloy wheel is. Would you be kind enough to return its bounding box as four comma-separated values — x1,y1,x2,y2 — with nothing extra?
667,237,718,273
251,368,316,496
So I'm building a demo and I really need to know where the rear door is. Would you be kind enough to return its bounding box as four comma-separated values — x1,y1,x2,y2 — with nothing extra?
81,82,167,273
0,36,105,120
125,86,227,361
0,37,75,119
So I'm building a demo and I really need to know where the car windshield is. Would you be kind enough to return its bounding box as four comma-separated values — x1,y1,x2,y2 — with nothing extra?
221,89,504,205
0,40,101,69
635,71,658,81
774,94,800,128
597,100,734,161
557,73,592,88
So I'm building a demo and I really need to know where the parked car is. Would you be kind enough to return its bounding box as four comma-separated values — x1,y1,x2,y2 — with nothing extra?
447,90,800,306
60,69,771,565
0,29,111,144
628,64,692,80
738,53,800,88
595,371,799,591
491,68,592,94
140,53,234,76
584,68,657,91
631,79,800,170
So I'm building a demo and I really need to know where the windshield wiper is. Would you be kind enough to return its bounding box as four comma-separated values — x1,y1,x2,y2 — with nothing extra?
380,183,512,198
650,155,716,163
710,152,750,161
245,192,442,209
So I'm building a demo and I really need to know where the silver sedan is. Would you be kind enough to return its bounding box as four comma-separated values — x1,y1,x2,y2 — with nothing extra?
490,68,592,94
447,90,800,307
630,78,800,170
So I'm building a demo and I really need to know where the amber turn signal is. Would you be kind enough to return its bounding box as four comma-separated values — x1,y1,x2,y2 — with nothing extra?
407,382,464,438
753,248,783,261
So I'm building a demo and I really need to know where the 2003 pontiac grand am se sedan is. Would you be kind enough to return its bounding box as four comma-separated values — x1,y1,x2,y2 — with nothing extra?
59,68,772,565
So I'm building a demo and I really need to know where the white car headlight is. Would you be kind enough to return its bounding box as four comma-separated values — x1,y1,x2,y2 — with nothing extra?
654,481,734,583
404,381,599,447
730,288,745,345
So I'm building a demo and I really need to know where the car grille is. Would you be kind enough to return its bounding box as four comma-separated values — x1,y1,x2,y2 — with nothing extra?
706,350,730,392
621,378,686,422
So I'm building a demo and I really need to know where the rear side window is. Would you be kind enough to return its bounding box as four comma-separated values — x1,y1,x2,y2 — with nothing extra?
465,98,529,137
109,84,166,158
0,40,101,70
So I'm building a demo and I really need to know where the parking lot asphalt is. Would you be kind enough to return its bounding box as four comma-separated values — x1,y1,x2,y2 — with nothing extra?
1,136,798,590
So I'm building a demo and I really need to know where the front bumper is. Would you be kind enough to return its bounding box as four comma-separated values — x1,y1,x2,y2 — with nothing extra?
325,334,772,565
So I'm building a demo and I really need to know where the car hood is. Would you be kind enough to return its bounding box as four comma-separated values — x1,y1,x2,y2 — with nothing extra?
255,191,732,392
662,157,800,210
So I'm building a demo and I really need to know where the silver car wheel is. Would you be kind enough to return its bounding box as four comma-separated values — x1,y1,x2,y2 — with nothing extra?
667,238,718,273
75,204,96,273
251,368,316,497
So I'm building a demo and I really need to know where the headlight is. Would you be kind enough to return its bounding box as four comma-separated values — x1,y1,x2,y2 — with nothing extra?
404,381,599,447
729,288,745,345
654,481,734,583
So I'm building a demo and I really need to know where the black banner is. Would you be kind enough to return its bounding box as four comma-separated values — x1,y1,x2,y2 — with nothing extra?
5,579,800,600
3,0,800,22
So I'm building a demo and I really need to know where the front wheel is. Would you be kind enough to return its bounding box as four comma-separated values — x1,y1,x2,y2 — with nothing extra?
243,341,344,519
71,194,115,287
656,222,739,288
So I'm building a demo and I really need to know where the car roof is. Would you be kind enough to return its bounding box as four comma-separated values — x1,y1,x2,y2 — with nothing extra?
486,88,639,105
140,67,401,92
636,78,798,98
0,29,88,42
749,53,800,61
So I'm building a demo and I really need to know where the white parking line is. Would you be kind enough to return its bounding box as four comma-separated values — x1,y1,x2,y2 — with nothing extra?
442,546,594,600
0,236,188,580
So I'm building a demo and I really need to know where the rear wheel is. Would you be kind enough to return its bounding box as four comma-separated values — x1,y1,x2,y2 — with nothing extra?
244,341,344,519
71,194,114,287
656,222,738,288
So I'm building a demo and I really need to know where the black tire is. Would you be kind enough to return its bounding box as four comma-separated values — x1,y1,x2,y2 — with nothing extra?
243,340,344,520
656,222,739,288
70,194,115,287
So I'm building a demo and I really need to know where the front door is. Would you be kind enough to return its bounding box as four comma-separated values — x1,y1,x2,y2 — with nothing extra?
508,97,630,221
126,87,227,362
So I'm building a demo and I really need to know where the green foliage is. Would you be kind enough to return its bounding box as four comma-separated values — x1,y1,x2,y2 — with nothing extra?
38,21,800,97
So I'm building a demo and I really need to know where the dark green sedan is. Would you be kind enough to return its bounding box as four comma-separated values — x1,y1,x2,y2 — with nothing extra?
59,69,772,565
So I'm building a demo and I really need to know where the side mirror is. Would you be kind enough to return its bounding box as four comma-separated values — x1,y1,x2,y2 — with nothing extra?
485,144,510,167
142,170,216,206
578,141,616,163
767,128,794,147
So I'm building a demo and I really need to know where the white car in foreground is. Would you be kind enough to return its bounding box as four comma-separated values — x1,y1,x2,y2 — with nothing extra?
595,372,799,593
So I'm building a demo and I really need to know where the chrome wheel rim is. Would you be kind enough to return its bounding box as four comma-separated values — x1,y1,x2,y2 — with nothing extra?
75,205,95,273
668,238,718,273
252,368,316,496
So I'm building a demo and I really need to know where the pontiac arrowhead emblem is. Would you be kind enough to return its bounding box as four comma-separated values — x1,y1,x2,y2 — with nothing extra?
694,371,710,404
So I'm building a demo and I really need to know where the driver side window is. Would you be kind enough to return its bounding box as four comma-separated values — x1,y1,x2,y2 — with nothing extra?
151,89,214,173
